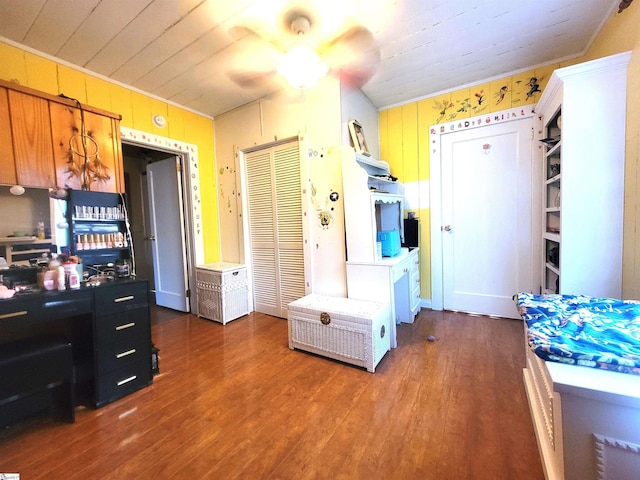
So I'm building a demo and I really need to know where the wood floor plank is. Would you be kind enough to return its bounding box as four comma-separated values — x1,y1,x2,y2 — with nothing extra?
0,308,544,479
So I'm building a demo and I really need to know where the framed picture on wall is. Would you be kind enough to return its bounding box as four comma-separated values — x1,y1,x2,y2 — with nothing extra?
348,119,371,156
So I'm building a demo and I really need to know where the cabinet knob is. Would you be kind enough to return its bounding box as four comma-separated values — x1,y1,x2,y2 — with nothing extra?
442,225,452,232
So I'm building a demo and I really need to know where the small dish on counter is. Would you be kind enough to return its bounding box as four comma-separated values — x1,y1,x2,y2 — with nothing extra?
0,286,16,299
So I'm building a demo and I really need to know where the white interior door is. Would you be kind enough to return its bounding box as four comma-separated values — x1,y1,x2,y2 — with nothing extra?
244,140,306,318
440,118,533,319
147,156,189,312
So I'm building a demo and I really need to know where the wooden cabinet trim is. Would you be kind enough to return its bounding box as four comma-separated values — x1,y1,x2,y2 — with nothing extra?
0,79,122,121
0,86,17,185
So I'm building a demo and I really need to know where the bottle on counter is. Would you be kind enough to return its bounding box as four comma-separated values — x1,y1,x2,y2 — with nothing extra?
37,221,45,240
57,265,66,291
68,268,80,289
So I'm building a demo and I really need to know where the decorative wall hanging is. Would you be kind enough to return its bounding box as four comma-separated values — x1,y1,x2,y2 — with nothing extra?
58,94,111,190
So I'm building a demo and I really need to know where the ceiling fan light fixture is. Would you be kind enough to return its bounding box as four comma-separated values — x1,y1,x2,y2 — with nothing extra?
277,42,328,89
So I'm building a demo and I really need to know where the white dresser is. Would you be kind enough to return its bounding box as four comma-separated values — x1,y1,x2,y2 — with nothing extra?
196,262,249,324
346,247,420,349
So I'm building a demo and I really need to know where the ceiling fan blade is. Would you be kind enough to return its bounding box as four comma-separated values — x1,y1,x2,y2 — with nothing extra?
322,25,380,88
228,69,278,89
228,19,287,52
225,21,285,90
333,64,378,89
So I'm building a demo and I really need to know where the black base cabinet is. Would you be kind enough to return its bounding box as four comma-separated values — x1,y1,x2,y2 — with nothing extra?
93,280,152,407
0,278,153,425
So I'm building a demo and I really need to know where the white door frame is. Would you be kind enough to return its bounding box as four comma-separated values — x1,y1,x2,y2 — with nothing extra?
120,127,204,313
429,107,538,311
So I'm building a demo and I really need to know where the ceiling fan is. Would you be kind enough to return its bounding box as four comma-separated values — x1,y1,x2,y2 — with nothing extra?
227,5,380,90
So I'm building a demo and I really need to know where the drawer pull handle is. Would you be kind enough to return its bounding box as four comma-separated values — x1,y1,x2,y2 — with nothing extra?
114,295,135,303
44,299,78,308
116,322,136,331
117,375,137,386
116,349,136,359
232,271,239,276
0,310,28,320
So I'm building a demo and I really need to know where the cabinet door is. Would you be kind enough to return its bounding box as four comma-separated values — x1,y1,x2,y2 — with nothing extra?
409,253,420,313
8,90,56,188
50,102,123,193
0,87,17,185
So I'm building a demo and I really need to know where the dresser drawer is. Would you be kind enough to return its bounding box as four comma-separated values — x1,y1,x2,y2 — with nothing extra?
94,307,149,347
94,281,148,315
96,332,151,375
96,360,151,407
42,290,93,319
391,256,411,283
0,290,92,324
0,297,38,324
0,290,93,344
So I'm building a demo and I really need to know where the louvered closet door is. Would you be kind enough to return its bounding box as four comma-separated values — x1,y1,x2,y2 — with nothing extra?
245,140,305,318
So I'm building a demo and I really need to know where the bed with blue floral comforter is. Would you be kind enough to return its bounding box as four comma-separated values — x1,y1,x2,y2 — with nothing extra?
515,292,640,375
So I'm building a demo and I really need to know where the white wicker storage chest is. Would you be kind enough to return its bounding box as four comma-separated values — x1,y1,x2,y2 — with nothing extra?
196,262,249,324
288,294,391,373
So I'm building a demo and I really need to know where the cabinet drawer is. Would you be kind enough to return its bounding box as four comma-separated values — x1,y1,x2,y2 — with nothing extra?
42,290,93,320
392,257,411,283
96,360,151,407
0,290,92,324
0,297,37,323
96,333,150,375
94,282,148,315
94,308,149,347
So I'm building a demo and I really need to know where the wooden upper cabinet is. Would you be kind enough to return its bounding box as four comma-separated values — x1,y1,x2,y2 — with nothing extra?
0,87,17,185
0,80,123,193
50,102,123,193
8,89,56,188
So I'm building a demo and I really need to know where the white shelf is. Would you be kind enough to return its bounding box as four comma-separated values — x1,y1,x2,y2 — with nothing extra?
0,236,39,244
545,175,560,184
355,153,390,173
545,262,560,275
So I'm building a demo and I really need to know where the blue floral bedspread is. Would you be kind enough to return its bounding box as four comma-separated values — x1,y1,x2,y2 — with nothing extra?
514,292,640,375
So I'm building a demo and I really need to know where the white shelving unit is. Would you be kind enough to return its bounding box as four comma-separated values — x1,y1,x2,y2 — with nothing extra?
535,52,630,299
341,147,404,263
0,237,53,264
341,146,420,349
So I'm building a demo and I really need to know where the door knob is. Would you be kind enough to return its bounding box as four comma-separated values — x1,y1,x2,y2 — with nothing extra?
442,225,452,232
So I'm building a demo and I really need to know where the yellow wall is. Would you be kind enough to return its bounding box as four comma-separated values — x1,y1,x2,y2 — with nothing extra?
380,3,640,300
379,61,557,299
0,40,220,263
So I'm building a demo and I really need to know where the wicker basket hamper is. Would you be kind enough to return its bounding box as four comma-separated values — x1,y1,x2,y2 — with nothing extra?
288,294,391,373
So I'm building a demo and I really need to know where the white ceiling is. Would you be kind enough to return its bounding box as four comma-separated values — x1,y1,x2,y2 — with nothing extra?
0,0,622,118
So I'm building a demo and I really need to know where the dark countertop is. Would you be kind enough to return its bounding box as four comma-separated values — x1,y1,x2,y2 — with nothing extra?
0,276,145,305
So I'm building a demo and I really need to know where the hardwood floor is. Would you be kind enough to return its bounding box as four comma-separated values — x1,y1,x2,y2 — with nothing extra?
0,308,544,479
